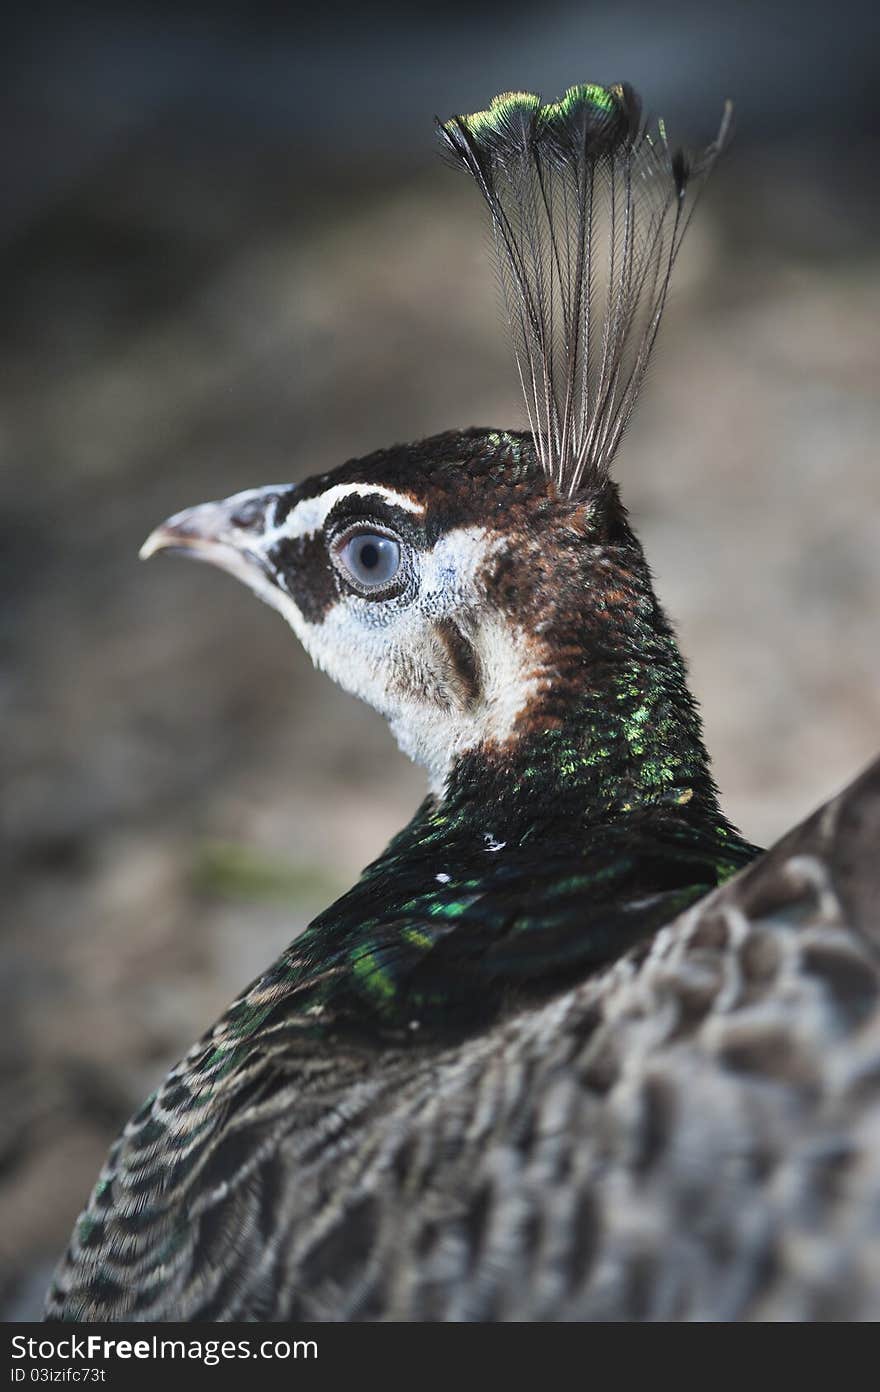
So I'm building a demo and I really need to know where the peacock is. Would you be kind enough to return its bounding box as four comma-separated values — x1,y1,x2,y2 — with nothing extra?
45,81,880,1322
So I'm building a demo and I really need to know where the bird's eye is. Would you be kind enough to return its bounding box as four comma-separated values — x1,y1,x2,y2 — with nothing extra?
334,530,402,594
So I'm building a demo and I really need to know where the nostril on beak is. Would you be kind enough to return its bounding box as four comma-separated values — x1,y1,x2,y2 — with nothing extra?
229,487,297,533
230,496,270,531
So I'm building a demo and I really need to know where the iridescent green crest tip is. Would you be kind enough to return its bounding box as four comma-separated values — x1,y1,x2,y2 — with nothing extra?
441,83,644,163
444,83,623,140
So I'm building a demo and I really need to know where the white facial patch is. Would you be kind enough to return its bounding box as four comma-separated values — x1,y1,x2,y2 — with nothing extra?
264,516,546,797
389,610,544,795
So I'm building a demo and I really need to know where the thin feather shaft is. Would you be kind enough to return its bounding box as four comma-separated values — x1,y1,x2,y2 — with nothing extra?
439,85,730,492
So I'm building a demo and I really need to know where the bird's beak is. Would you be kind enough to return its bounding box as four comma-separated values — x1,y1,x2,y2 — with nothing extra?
140,485,292,597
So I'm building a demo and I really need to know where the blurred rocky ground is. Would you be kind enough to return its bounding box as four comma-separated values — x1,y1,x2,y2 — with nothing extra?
2,4,880,1321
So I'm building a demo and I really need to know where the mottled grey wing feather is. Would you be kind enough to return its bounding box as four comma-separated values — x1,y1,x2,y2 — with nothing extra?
47,757,880,1321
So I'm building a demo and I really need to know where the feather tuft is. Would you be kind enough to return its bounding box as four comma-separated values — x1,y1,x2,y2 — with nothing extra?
439,84,732,494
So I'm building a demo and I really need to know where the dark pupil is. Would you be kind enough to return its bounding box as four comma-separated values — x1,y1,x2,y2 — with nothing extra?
359,541,380,570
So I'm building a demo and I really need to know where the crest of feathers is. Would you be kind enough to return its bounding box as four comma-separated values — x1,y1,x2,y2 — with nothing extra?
439,83,731,495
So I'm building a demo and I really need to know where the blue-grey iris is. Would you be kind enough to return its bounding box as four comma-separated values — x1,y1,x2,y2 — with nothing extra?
338,532,401,591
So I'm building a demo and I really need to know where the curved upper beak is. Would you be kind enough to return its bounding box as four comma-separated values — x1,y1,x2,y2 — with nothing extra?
140,486,292,592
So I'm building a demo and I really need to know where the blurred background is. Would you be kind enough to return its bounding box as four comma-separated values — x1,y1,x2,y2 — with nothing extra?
2,0,879,1318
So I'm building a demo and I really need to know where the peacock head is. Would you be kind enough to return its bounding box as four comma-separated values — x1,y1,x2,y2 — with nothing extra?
140,428,647,794
141,83,728,805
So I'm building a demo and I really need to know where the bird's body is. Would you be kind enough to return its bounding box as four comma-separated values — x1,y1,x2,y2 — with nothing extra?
46,748,880,1321
46,84,880,1322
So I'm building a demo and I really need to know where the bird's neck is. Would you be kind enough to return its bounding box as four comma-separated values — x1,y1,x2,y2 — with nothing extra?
276,521,755,1038
435,682,722,855
303,617,751,1033
435,538,730,847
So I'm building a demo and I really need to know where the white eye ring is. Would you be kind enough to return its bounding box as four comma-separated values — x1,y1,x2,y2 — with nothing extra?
333,528,403,596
